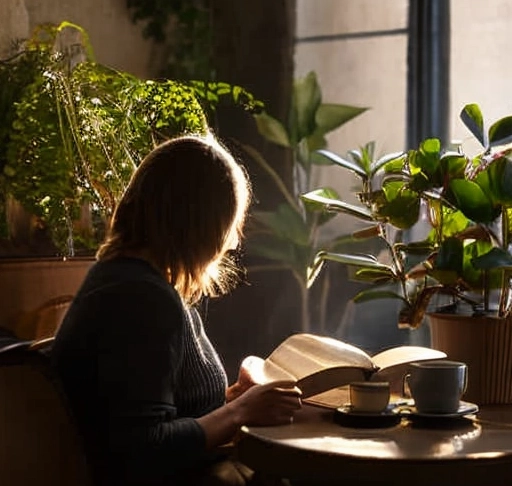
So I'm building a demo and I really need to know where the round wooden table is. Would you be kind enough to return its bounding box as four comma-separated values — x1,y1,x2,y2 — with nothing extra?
236,403,512,486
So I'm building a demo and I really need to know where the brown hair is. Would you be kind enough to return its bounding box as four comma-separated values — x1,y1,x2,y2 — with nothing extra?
97,134,251,304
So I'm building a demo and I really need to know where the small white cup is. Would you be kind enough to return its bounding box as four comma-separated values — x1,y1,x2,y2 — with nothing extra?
349,381,390,413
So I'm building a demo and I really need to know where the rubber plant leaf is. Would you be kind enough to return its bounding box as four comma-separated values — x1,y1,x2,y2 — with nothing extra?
301,190,374,221
472,247,512,270
301,187,340,225
312,251,391,270
316,149,367,178
481,155,512,205
448,179,497,223
460,103,486,147
412,138,442,181
353,289,408,304
380,181,421,229
370,151,406,177
353,267,396,284
488,115,512,148
439,153,467,180
307,250,394,288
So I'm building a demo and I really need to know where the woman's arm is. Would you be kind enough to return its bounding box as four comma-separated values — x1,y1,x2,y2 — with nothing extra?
198,380,302,449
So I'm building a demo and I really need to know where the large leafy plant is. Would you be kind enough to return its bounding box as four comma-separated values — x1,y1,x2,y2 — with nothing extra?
303,104,512,329
1,21,262,255
245,71,368,331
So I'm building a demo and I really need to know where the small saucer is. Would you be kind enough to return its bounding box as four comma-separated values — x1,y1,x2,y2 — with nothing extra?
334,404,402,428
399,400,479,419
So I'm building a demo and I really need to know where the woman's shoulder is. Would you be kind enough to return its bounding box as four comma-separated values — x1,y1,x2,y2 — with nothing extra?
78,256,183,311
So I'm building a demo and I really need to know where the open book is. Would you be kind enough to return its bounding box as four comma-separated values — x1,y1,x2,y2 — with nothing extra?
242,333,446,403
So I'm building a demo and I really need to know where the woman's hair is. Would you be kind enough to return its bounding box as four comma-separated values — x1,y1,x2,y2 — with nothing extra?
97,133,252,304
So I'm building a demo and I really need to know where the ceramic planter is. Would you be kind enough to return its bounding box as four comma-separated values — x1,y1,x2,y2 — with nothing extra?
428,312,512,405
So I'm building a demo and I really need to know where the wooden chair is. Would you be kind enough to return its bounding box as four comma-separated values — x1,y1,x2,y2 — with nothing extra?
14,294,74,341
0,339,93,486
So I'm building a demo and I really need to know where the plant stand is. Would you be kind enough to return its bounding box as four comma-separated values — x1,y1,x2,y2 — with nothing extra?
428,312,512,405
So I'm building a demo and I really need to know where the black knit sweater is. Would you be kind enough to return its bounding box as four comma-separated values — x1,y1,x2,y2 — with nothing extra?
52,257,228,485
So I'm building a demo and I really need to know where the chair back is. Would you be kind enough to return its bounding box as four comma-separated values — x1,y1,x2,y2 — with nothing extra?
14,295,73,340
0,340,93,486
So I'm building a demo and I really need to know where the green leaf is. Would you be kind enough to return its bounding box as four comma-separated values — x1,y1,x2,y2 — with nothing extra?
370,151,405,177
380,181,420,229
472,247,512,270
313,103,367,137
254,112,290,148
488,116,512,148
460,103,486,147
412,138,441,178
291,71,322,142
301,187,340,225
353,267,396,283
439,153,467,180
449,179,497,223
480,155,512,205
316,149,367,178
301,191,374,221
435,237,463,273
314,251,391,270
353,289,408,304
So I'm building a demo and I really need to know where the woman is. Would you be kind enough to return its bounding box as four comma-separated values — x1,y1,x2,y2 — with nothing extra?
51,134,302,486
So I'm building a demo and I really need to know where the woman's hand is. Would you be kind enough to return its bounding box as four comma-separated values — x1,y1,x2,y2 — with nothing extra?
228,380,302,426
197,380,302,449
226,363,256,402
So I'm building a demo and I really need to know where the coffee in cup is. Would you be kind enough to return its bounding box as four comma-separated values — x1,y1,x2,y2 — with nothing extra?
349,381,390,413
403,360,468,414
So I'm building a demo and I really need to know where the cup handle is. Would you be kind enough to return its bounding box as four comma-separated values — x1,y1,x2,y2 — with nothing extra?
402,373,411,398
461,367,468,395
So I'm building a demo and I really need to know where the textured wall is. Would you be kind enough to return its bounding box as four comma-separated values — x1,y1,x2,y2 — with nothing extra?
1,0,159,78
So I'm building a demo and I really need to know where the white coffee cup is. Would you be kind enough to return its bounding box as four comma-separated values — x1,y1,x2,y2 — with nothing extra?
349,381,390,413
403,360,468,414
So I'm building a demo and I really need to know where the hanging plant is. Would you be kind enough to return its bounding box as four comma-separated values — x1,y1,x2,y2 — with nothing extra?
1,21,263,255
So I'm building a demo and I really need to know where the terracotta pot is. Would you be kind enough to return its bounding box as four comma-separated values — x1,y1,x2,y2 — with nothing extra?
428,312,512,405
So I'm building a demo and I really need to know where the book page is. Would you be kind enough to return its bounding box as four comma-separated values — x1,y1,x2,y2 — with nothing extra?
240,355,297,384
266,333,376,381
371,346,446,389
371,346,446,370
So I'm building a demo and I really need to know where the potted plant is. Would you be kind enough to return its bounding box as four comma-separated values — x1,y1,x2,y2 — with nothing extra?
0,21,262,337
302,103,512,404
243,71,367,333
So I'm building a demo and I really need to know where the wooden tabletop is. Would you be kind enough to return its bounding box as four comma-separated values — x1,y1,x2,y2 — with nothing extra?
236,403,512,486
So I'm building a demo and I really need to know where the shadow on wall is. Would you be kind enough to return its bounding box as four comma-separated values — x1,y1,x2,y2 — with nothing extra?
334,299,431,355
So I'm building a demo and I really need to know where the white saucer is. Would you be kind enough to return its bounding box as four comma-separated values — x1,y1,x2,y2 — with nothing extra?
400,400,479,418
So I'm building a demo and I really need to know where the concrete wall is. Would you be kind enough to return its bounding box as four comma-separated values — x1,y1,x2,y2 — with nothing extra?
294,0,420,351
450,0,512,154
0,0,158,78
295,0,408,214
294,0,512,351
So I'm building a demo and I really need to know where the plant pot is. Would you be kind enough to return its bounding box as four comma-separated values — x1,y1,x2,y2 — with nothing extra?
0,257,94,339
428,312,512,405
